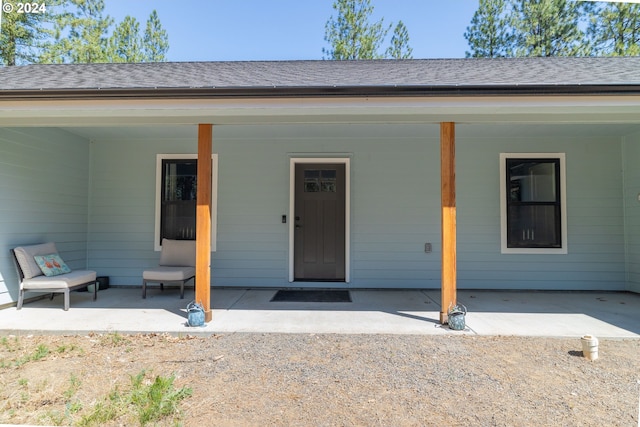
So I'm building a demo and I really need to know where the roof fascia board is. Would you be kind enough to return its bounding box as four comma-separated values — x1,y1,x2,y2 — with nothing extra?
2,84,640,101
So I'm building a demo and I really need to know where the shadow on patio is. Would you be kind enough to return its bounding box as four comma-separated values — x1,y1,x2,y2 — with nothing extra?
0,288,638,338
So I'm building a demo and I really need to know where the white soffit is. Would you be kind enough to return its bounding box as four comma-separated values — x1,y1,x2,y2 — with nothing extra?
2,95,640,126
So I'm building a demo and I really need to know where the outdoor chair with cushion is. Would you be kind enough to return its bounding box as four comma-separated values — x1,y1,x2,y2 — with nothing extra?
142,238,196,299
11,242,97,311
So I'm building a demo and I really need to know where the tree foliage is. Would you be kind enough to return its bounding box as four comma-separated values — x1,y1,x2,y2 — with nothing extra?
323,0,412,60
1,0,169,65
510,0,587,57
386,21,413,59
465,0,513,57
40,0,113,63
588,2,640,56
465,0,637,58
108,11,169,63
0,0,58,65
110,15,144,63
143,10,169,62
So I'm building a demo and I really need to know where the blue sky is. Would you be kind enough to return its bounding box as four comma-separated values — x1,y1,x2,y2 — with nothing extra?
102,1,480,61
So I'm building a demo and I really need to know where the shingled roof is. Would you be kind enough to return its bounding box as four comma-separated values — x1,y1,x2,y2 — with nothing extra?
1,57,640,99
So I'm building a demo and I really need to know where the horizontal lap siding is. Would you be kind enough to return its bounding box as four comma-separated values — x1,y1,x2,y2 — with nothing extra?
87,123,626,290
214,136,289,287
214,124,441,288
0,128,90,306
350,137,440,288
623,133,640,292
88,136,196,285
457,129,625,290
0,123,631,299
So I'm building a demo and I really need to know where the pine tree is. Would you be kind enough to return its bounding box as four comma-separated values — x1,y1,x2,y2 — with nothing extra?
588,3,640,56
109,15,143,63
40,0,113,63
464,0,513,58
0,0,52,65
386,21,413,59
40,1,169,64
509,0,588,57
143,10,169,62
323,0,390,60
465,0,594,57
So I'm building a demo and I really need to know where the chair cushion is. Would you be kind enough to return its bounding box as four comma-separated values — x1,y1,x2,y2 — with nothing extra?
21,270,96,290
159,239,196,267
14,242,58,279
34,253,72,276
143,266,196,282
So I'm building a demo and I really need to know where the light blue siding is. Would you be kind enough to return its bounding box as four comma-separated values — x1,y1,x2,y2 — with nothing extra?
0,120,635,307
623,132,640,292
86,123,627,291
86,124,441,287
87,135,197,285
0,128,90,306
457,127,625,290
208,124,442,288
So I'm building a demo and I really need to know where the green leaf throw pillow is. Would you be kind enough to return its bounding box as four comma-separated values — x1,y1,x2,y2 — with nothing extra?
34,253,72,276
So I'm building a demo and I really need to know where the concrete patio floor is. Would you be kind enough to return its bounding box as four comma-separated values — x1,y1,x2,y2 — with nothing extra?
0,288,639,338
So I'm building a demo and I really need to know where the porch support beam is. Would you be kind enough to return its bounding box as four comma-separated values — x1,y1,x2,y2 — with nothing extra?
196,124,213,322
440,122,457,324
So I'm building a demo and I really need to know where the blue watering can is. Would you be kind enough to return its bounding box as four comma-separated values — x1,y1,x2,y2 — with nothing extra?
448,303,467,331
187,301,205,327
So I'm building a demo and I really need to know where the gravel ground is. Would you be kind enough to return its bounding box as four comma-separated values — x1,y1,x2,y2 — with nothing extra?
1,333,639,426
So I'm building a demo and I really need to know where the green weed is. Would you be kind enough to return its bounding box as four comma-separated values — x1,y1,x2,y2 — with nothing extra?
130,371,192,424
56,343,82,354
79,399,118,426
36,375,85,426
66,401,83,415
32,344,49,361
0,336,21,367
40,410,63,426
79,370,192,426
9,344,50,368
0,336,19,350
100,332,129,346
63,374,81,400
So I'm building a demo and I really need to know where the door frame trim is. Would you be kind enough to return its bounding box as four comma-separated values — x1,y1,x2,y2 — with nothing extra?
289,157,351,283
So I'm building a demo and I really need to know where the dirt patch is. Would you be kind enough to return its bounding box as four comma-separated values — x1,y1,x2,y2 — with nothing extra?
1,333,639,426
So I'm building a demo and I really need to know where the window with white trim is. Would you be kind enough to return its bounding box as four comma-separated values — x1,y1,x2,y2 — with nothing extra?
500,153,567,254
155,154,218,251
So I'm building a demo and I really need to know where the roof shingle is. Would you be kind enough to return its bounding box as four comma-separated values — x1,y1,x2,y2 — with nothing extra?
1,57,639,97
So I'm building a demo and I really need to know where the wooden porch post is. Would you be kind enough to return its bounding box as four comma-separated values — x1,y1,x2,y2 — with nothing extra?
440,122,457,324
196,124,213,322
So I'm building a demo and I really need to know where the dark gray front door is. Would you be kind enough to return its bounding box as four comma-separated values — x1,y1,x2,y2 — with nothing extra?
294,163,346,281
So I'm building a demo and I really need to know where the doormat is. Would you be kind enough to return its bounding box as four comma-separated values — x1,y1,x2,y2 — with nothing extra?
271,290,351,303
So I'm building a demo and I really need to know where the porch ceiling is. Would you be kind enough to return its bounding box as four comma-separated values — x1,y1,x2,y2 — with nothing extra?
2,92,640,142
2,95,640,129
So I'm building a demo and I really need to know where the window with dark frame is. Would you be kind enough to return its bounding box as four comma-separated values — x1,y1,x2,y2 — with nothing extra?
505,158,562,249
160,159,197,246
